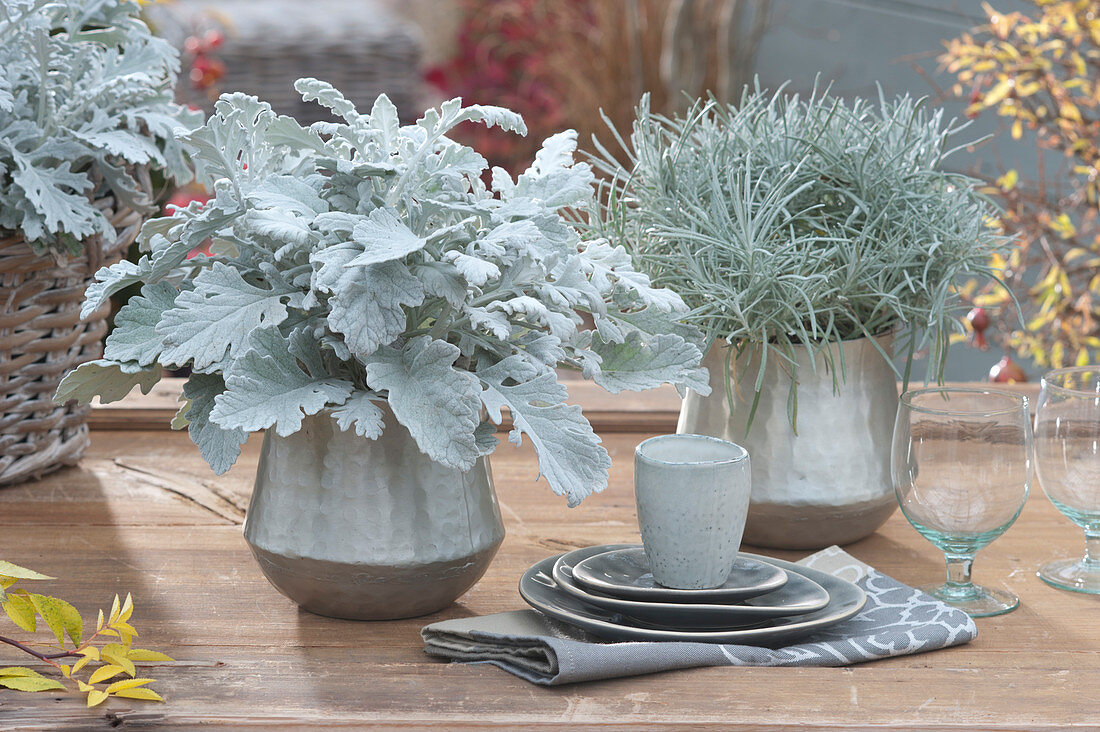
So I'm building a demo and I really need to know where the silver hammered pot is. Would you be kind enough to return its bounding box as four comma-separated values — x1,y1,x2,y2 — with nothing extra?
243,407,504,620
678,336,899,549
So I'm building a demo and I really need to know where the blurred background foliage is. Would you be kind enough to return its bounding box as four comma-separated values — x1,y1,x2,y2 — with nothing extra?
147,0,1098,382
943,0,1100,375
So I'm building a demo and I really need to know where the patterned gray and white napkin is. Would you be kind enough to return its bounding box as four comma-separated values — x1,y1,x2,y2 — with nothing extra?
421,546,977,685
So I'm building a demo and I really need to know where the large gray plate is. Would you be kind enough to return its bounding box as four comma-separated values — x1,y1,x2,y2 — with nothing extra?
552,545,828,628
520,547,866,644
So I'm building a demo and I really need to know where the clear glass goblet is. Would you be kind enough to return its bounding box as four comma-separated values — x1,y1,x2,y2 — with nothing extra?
892,387,1033,617
1034,366,1100,594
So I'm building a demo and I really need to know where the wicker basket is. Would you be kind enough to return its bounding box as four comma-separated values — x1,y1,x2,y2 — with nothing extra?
0,174,149,485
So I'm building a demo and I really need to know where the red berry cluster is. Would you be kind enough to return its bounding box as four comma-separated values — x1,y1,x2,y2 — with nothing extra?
184,30,226,91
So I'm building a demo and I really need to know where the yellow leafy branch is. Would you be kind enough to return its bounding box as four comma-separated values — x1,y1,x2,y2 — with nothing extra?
0,560,172,707
942,0,1100,369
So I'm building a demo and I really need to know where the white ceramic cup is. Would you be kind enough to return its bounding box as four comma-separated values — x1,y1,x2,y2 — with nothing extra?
634,434,751,589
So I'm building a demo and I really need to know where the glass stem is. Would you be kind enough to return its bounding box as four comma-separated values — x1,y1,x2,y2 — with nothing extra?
1084,530,1100,571
944,553,975,592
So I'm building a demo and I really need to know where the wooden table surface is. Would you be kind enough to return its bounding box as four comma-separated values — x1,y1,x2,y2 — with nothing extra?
1,381,1097,730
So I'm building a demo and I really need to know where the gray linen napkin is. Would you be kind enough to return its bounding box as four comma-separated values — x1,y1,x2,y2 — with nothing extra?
421,546,977,685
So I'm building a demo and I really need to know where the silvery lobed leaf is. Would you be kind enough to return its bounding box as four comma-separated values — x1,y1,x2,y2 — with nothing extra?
55,360,161,405
157,261,291,371
474,420,499,456
346,207,428,267
243,207,313,246
513,162,595,210
178,373,248,474
443,250,500,287
245,175,327,216
512,331,567,369
368,94,400,150
465,306,512,340
328,260,424,360
528,130,579,176
103,281,177,366
363,336,482,470
578,239,685,312
70,129,161,166
81,234,199,320
413,261,467,306
294,78,360,122
478,356,610,507
330,391,386,438
590,332,711,396
489,296,577,340
210,332,353,436
12,164,100,239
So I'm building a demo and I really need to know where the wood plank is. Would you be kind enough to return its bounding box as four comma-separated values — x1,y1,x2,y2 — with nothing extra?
0,428,1097,728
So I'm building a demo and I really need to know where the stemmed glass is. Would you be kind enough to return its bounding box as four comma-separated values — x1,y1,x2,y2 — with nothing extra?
891,387,1033,616
1034,366,1100,594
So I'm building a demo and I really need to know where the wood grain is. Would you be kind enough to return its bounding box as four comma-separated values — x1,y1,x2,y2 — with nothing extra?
0,423,1095,730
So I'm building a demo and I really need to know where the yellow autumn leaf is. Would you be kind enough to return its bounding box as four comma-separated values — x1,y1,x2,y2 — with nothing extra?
76,680,94,693
28,594,80,647
88,665,126,685
26,595,63,644
997,169,1019,191
1052,341,1066,367
1076,348,1090,366
127,649,174,663
61,665,70,678
983,78,1015,107
113,687,164,702
109,595,121,625
3,594,37,633
77,647,100,662
58,600,82,646
0,562,53,581
87,690,109,707
114,621,138,640
72,656,92,674
118,594,133,624
0,676,66,692
101,645,136,678
974,292,1010,306
1050,212,1077,238
96,609,104,632
105,678,155,694
0,667,45,678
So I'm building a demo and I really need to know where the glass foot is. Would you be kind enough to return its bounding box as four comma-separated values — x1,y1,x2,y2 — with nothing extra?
1037,558,1100,595
918,582,1019,617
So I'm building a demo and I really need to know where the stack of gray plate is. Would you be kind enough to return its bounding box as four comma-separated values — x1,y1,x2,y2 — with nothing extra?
519,544,867,644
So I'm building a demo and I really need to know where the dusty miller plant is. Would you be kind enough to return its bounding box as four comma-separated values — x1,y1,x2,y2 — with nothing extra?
590,83,1009,422
56,80,709,506
0,0,200,255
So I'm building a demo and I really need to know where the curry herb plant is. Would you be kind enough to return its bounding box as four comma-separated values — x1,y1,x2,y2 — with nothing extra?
590,84,1009,414
57,80,709,506
0,0,200,256
0,560,173,707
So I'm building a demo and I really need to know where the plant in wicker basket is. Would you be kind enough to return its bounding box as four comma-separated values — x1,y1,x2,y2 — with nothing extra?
0,0,200,484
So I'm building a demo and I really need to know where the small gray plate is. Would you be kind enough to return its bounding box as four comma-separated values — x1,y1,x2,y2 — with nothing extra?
551,545,829,629
520,548,866,644
572,547,787,603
